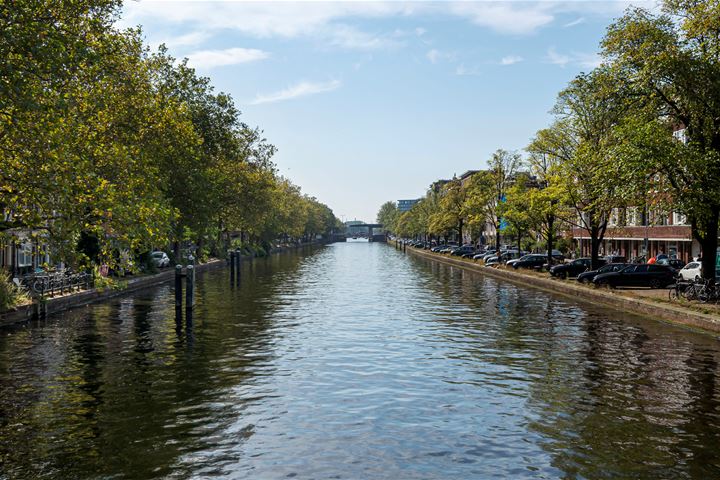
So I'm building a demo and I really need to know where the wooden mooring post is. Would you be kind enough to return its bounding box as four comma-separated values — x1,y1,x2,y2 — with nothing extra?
175,264,183,325
235,249,242,285
186,264,195,310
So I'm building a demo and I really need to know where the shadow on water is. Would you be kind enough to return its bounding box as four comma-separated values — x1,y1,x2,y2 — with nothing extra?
0,243,719,479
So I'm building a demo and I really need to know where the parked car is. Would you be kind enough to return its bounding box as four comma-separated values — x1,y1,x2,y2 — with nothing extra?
604,255,626,264
431,244,447,252
462,248,484,259
508,254,547,270
656,258,686,271
549,257,594,279
450,245,476,256
577,263,629,284
678,262,702,282
439,243,459,253
151,251,170,268
593,264,676,288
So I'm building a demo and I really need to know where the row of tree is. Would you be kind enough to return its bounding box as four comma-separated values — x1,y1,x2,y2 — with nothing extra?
1,0,339,270
379,1,720,279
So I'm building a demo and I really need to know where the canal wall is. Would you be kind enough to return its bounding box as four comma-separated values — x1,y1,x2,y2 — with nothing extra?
0,260,226,328
403,245,720,335
0,240,331,328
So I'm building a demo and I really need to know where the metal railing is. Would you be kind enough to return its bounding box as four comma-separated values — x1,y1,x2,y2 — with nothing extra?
21,270,93,298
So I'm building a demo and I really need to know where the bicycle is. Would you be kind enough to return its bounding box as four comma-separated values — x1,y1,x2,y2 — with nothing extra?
697,279,720,304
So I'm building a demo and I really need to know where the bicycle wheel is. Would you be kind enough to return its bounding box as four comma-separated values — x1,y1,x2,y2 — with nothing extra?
669,288,680,301
682,285,698,301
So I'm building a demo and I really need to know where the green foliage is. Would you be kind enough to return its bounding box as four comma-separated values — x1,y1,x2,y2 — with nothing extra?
376,202,399,233
0,0,339,274
0,271,30,311
600,0,720,278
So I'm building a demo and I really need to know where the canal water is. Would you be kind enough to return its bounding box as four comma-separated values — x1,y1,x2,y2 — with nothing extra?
1,242,720,479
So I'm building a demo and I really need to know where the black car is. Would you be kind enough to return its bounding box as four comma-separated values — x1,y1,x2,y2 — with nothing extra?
656,258,686,271
577,263,629,284
593,264,676,288
508,254,547,270
450,245,476,256
549,257,594,279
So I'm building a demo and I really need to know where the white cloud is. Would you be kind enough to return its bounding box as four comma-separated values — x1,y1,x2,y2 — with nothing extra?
563,17,586,28
546,48,601,69
327,25,402,50
159,31,211,49
546,47,571,68
186,47,269,69
121,1,607,49
500,55,523,66
455,64,481,77
251,79,342,105
427,49,441,64
426,49,456,64
448,3,554,35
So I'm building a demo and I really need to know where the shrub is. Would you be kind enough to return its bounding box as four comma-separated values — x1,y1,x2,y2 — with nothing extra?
0,270,30,310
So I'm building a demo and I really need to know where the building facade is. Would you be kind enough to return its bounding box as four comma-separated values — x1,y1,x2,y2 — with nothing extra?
571,208,701,262
397,199,420,213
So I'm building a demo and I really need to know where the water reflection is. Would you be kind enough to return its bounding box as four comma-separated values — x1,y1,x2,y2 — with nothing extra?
0,244,719,478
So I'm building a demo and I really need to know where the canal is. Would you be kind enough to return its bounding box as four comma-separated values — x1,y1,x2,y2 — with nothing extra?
1,242,720,479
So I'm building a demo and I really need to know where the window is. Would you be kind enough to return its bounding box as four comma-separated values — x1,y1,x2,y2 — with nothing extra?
673,211,688,225
635,265,649,273
627,207,641,226
622,265,637,273
17,242,32,267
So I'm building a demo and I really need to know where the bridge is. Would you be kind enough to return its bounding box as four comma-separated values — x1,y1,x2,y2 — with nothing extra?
345,223,386,242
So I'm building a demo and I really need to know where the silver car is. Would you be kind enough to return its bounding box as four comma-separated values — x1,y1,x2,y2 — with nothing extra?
151,251,170,268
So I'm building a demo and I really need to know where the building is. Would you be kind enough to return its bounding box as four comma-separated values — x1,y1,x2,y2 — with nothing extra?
397,199,420,213
572,208,700,262
0,230,51,275
430,179,450,193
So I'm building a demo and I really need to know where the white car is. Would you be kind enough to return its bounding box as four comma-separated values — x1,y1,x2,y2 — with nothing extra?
678,262,702,282
151,251,170,268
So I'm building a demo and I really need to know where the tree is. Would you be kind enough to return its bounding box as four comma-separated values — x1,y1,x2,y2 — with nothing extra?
464,150,522,255
376,201,399,235
431,179,467,241
537,70,629,269
527,135,574,266
498,177,533,252
601,1,720,279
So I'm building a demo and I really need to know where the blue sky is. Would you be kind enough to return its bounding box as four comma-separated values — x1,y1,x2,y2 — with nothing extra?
121,1,653,222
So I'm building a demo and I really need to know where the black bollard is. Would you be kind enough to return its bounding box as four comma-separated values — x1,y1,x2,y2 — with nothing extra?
175,265,183,308
175,264,183,324
229,250,236,282
186,264,195,310
235,250,242,285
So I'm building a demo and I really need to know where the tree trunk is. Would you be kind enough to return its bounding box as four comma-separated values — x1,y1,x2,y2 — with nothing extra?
546,214,555,267
495,218,501,255
695,205,719,281
590,226,602,270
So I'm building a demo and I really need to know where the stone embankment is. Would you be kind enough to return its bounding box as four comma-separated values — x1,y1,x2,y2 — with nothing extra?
0,241,329,328
402,243,720,335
